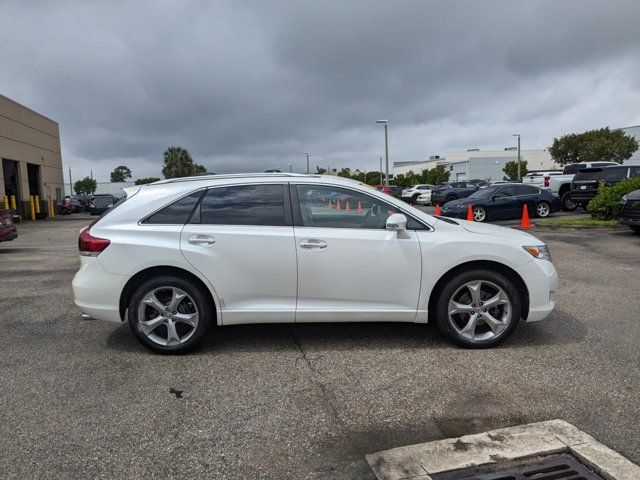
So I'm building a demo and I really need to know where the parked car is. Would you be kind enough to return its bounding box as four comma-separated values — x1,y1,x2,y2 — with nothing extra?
570,165,640,208
90,194,118,216
401,184,434,203
548,161,620,211
522,171,563,189
430,181,479,205
72,173,557,353
619,189,640,233
441,184,560,222
63,198,83,213
374,185,402,198
0,209,18,243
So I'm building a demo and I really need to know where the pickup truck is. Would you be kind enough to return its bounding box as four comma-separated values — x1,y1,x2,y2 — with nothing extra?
548,161,619,210
522,170,563,189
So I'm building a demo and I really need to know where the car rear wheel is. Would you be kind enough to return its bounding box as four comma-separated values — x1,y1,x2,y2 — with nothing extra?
445,195,456,203
473,206,487,222
535,201,551,218
434,269,521,348
560,191,577,211
128,276,212,354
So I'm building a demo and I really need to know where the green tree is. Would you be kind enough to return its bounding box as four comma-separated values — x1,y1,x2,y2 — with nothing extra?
337,167,351,178
425,165,450,184
502,160,528,181
161,146,207,178
549,127,638,166
134,177,161,185
74,177,97,195
315,166,327,174
110,165,132,182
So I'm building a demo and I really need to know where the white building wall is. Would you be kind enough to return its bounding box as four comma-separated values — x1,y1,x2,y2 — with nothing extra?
622,125,640,165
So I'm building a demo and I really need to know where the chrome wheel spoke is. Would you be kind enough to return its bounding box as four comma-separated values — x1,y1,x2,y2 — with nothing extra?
168,288,186,312
466,282,483,306
175,312,198,328
459,313,479,339
143,293,167,315
139,315,164,335
483,311,506,334
165,321,181,346
483,289,509,309
448,299,474,315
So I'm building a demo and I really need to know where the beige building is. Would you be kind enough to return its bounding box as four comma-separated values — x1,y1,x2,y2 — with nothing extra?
0,94,64,215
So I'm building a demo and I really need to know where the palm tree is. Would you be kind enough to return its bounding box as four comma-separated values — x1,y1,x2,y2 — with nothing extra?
162,147,206,178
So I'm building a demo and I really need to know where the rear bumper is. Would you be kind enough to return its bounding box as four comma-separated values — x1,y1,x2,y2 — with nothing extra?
72,256,128,322
570,191,597,203
619,217,640,226
515,259,558,322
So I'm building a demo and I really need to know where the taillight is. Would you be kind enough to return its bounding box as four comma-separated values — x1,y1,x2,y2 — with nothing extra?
544,176,550,188
78,227,110,256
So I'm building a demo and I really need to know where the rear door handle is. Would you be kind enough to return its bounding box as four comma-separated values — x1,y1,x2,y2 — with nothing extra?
299,239,327,250
188,234,216,246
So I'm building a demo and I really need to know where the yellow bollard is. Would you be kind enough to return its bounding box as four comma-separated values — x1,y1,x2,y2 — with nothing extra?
49,199,55,218
10,195,16,210
35,195,41,214
3,196,8,210
29,196,35,221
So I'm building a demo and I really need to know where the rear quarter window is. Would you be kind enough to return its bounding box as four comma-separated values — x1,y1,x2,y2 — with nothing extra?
142,190,204,224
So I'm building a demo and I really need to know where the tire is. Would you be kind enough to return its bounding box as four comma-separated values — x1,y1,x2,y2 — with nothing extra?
630,225,640,233
434,269,521,348
473,206,487,222
411,193,420,203
128,275,213,354
535,201,551,218
560,191,577,211
445,195,457,204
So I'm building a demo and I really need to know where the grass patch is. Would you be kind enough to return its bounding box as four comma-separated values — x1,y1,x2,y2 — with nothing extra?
537,217,619,228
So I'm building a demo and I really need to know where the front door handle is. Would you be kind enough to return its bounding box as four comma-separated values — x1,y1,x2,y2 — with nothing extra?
188,234,216,246
299,239,327,250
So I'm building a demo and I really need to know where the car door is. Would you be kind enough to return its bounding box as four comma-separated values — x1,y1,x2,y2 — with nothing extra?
513,185,540,216
489,186,517,219
180,183,297,325
291,183,423,322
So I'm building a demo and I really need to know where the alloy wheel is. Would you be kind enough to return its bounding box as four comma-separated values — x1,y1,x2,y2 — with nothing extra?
447,280,512,342
536,202,550,217
473,207,486,222
137,287,199,346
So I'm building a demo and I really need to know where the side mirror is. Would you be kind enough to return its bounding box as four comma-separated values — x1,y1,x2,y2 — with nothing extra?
386,213,407,232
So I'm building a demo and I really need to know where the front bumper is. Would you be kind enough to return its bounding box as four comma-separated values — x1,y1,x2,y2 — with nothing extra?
515,259,558,322
72,256,128,322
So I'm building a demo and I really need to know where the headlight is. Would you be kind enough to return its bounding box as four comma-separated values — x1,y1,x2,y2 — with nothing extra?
523,245,551,261
620,195,628,204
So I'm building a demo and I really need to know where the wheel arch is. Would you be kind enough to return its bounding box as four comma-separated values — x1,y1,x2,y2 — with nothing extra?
558,183,570,195
427,260,529,322
119,266,220,324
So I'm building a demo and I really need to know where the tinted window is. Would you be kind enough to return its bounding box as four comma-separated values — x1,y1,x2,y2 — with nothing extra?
564,163,586,174
144,190,203,224
630,166,640,177
296,185,425,230
602,167,628,181
494,186,516,198
197,184,286,226
93,196,115,206
514,185,539,195
465,183,477,189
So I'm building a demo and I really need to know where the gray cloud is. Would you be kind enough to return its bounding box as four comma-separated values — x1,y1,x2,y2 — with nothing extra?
1,0,638,181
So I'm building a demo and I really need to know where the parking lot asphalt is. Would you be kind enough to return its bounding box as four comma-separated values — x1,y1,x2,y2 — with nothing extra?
1,214,639,479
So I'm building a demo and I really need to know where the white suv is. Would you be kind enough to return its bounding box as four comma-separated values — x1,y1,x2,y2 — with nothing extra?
72,173,557,353
401,184,434,204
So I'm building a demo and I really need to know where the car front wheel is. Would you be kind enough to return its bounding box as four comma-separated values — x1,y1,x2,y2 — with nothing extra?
128,276,212,354
473,206,487,222
435,269,521,348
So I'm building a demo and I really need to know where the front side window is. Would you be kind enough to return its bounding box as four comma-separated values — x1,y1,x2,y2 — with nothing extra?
196,184,286,226
143,190,203,224
295,185,424,230
494,186,516,198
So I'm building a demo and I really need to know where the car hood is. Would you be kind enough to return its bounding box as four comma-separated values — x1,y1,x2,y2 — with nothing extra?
625,189,640,200
461,220,537,240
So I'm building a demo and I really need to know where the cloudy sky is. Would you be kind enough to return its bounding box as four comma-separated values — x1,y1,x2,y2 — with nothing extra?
1,0,639,182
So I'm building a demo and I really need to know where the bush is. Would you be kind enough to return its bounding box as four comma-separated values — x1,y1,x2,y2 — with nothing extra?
587,177,640,220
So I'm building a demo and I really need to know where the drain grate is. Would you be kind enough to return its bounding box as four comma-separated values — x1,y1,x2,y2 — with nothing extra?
452,454,604,480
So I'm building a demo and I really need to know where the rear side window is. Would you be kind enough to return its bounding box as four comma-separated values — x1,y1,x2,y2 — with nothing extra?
494,186,516,198
602,167,628,181
143,190,203,224
196,184,286,226
514,185,539,195
564,163,586,174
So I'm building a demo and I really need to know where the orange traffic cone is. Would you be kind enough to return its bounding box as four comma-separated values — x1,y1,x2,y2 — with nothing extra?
520,204,531,229
345,201,350,213
357,201,363,213
466,204,474,221
328,199,333,209
336,199,341,211
434,204,442,216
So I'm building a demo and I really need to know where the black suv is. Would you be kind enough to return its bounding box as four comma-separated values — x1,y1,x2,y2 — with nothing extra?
619,189,640,233
570,165,640,207
430,181,479,205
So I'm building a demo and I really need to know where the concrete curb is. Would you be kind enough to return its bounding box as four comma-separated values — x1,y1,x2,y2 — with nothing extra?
365,419,640,480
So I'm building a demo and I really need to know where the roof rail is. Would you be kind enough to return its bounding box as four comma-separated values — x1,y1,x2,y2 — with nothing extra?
155,172,322,184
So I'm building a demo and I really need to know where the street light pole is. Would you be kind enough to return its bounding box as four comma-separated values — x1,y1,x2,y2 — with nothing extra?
376,120,389,186
301,152,310,174
378,156,383,186
513,134,521,181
